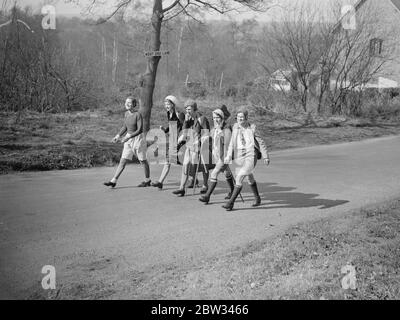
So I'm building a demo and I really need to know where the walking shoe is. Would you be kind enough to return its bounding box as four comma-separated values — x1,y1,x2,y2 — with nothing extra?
151,181,163,189
199,181,217,204
172,189,185,197
225,192,232,200
103,181,116,188
137,180,151,187
250,182,261,207
222,186,242,211
200,185,208,194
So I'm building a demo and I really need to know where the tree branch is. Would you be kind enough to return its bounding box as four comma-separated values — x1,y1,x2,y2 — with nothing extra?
96,0,132,24
162,0,181,13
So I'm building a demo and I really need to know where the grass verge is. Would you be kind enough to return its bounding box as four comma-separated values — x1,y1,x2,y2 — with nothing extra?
122,198,400,300
28,197,400,300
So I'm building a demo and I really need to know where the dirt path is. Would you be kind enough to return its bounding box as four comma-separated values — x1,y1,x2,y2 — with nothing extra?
1,135,400,299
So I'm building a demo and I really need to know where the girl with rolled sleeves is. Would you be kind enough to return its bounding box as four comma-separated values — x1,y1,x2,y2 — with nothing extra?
151,95,185,190
222,107,270,211
199,105,235,204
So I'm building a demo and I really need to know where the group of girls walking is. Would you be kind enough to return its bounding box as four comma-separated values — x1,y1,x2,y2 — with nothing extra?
104,95,270,211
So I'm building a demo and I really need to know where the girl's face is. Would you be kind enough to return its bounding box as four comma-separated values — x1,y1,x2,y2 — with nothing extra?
164,100,174,112
213,114,223,127
125,98,134,111
237,112,246,126
185,106,194,117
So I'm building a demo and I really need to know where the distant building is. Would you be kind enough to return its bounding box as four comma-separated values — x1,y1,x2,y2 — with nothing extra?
270,69,293,92
334,0,400,89
269,0,400,94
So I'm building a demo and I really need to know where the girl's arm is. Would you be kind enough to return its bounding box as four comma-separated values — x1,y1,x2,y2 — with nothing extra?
254,127,270,161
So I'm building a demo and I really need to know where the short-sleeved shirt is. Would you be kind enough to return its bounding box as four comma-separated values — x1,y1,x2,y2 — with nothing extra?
118,111,143,138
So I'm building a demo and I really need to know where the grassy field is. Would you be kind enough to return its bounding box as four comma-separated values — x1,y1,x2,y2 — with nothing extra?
1,104,400,174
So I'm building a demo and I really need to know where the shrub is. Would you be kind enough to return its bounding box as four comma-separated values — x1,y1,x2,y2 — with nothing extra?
180,83,207,99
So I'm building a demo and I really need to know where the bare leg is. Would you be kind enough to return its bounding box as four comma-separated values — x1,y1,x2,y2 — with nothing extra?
111,158,128,182
140,160,150,181
158,163,171,183
179,164,189,190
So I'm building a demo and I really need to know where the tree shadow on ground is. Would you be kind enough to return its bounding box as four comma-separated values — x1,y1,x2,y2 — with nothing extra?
209,182,349,211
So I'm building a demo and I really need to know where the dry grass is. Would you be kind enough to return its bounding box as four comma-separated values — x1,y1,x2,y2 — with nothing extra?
1,106,400,173
26,198,400,300
108,198,399,300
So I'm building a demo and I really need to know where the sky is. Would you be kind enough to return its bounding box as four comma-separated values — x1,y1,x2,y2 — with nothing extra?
1,0,358,22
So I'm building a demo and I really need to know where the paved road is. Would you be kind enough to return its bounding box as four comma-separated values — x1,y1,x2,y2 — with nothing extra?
1,135,400,299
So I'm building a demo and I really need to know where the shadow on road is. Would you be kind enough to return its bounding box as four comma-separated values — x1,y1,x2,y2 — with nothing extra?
106,180,349,212
211,182,349,211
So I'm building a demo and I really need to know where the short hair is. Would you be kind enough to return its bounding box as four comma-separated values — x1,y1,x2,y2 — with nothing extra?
236,107,249,119
184,99,197,111
126,96,137,106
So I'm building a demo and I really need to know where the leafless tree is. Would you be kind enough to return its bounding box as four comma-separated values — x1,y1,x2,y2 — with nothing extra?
324,1,397,115
259,4,326,113
257,0,397,117
89,0,276,132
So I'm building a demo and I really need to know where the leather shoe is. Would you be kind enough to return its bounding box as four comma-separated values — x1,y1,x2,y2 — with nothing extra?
172,189,185,197
137,180,151,187
200,186,208,194
151,181,163,189
103,181,116,188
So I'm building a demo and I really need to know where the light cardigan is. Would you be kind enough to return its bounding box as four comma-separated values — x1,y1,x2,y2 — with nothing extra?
211,124,232,162
226,123,269,161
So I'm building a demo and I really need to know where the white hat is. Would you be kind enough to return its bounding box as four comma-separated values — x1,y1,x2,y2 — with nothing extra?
165,95,179,107
212,108,225,119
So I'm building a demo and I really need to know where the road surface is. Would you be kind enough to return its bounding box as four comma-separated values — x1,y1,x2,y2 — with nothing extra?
1,135,400,299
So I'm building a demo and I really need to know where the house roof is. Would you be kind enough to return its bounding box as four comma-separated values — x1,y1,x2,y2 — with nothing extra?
354,0,400,13
390,0,400,11
333,0,400,32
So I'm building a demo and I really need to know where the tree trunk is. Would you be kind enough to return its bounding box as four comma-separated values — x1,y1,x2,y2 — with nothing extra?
139,0,163,133
112,33,118,84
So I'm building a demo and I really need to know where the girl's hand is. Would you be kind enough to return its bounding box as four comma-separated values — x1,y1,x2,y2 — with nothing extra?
263,158,270,165
111,135,120,143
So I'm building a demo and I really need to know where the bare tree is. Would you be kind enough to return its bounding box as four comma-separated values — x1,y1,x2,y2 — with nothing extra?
259,4,325,113
90,0,275,132
257,0,397,117
325,1,397,115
